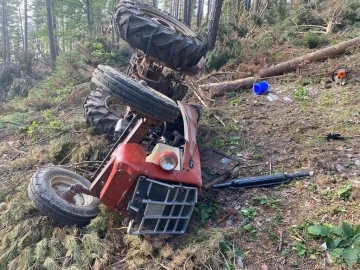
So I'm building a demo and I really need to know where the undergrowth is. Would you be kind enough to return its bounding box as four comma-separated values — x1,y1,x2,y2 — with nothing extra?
293,220,360,268
0,196,111,270
206,0,358,70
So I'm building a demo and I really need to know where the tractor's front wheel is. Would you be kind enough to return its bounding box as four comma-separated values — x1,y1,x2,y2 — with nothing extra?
28,167,100,226
92,65,180,122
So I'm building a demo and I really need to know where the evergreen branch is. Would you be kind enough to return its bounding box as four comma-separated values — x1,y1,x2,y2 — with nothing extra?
34,238,49,262
43,257,60,270
82,233,104,256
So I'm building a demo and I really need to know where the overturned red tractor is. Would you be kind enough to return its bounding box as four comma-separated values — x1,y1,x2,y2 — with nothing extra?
28,1,206,234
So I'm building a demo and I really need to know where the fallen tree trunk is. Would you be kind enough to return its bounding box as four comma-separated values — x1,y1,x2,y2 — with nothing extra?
199,76,256,97
258,36,360,77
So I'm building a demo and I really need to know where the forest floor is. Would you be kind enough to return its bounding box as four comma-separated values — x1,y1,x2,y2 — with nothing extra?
1,38,360,269
188,50,360,269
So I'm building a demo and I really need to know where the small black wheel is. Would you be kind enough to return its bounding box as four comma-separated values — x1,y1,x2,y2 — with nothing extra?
83,88,125,137
113,1,206,72
92,65,180,122
28,167,100,226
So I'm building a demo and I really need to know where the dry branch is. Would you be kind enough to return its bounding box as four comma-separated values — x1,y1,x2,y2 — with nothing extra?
258,36,360,77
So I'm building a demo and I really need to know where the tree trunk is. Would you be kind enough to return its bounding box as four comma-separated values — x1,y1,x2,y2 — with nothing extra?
5,3,10,63
245,0,251,12
206,0,224,52
163,0,168,12
266,0,270,9
177,0,181,20
179,0,183,20
255,0,261,12
18,7,24,53
174,0,179,19
197,0,203,27
236,0,241,20
52,1,59,56
24,0,28,58
258,37,360,77
184,0,191,26
45,0,56,69
2,0,7,63
183,0,188,25
85,0,93,34
200,77,256,97
170,0,173,16
206,0,211,23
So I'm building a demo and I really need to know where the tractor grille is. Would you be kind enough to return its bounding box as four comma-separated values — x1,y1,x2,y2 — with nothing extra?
127,177,198,234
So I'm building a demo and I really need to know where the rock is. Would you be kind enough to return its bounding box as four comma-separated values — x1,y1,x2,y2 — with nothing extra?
237,257,244,268
344,145,353,151
355,160,360,167
335,164,345,172
234,205,241,211
225,218,233,226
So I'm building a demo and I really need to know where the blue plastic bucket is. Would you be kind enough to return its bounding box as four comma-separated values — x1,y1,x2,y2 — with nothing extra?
253,81,269,95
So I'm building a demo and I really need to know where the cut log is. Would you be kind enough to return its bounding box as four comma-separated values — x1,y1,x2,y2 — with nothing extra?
199,76,256,98
258,36,360,77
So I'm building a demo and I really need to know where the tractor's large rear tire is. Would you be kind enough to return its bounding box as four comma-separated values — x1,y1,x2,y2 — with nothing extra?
92,65,180,123
113,1,206,71
83,88,125,138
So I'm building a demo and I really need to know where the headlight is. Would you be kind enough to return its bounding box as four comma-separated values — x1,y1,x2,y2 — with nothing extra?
158,150,178,171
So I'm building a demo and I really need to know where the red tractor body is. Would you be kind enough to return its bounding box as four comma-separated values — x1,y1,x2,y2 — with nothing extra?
94,103,201,211
89,102,201,234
